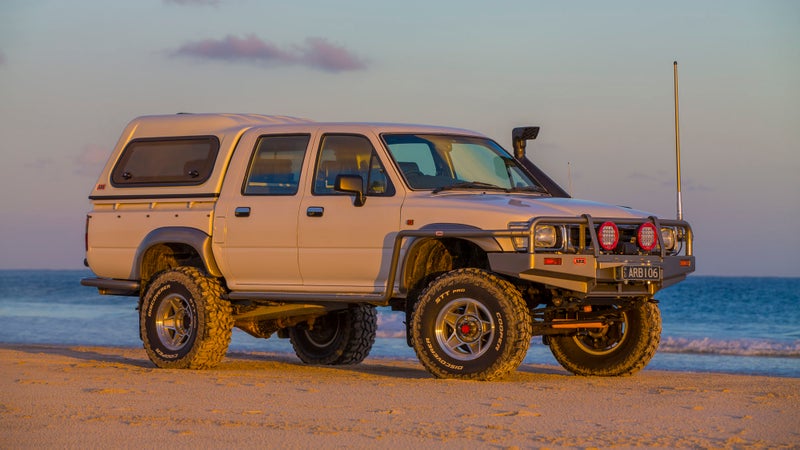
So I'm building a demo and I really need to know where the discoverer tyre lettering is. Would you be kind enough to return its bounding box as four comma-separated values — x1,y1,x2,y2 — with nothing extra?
140,266,233,369
411,268,532,380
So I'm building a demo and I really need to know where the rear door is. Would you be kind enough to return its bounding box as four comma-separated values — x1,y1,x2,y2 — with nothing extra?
213,131,310,289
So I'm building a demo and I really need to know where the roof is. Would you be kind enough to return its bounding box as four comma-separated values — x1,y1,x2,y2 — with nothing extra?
122,113,486,139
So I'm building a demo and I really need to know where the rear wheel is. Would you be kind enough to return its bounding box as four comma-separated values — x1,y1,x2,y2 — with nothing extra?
140,267,233,369
289,304,377,365
411,268,532,380
548,300,661,376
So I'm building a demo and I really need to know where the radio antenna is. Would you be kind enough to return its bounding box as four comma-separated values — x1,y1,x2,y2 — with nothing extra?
673,61,684,221
567,161,573,196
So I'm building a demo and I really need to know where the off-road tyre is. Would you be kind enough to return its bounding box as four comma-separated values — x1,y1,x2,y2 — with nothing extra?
288,304,377,365
140,266,233,369
411,268,532,381
548,300,661,376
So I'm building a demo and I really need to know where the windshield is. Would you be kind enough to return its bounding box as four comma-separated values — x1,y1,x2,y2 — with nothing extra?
382,134,546,193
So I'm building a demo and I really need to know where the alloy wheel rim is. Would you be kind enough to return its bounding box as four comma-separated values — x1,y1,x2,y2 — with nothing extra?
435,298,495,360
155,294,194,351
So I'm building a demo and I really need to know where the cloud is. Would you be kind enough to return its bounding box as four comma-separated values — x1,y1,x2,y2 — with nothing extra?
171,34,368,72
25,157,54,170
74,144,110,177
296,37,368,72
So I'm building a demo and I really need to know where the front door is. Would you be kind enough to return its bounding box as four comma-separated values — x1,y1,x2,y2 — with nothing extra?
298,133,403,292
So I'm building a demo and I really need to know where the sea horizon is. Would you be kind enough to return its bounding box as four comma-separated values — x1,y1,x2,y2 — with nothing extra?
1,270,798,378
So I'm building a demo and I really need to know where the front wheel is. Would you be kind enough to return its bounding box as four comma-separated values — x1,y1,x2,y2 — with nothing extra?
411,268,532,381
140,267,233,369
288,304,377,365
548,300,661,376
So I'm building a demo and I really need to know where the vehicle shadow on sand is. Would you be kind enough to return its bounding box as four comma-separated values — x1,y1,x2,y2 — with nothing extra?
3,343,571,380
4,343,154,369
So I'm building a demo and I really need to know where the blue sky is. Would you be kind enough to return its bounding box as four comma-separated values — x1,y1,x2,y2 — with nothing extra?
1,0,798,276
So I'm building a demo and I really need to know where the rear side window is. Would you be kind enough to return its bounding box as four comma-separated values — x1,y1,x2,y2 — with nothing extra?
111,136,219,186
243,134,310,195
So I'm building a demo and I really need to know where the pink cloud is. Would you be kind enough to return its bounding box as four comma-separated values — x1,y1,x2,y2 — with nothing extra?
171,34,368,72
298,37,367,72
173,34,292,63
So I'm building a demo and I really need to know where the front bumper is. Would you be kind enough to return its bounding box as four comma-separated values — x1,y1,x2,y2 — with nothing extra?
488,252,695,296
489,215,695,296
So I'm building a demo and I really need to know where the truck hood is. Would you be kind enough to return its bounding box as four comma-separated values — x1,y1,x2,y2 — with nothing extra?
402,192,653,228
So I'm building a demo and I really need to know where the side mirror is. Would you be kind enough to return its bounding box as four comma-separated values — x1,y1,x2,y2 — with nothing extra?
335,174,366,206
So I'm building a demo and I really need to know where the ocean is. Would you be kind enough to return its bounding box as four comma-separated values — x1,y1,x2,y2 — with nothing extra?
1,270,798,378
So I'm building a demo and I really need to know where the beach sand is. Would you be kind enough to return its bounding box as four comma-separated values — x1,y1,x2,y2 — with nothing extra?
1,344,798,448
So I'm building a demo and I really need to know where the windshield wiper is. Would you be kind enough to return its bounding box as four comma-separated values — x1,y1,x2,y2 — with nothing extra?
510,185,550,195
432,181,510,194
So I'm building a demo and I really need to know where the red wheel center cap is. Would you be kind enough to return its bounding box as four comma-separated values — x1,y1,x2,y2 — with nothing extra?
460,324,472,334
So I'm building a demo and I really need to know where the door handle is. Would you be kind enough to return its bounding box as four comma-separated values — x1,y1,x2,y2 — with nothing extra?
307,206,324,217
234,207,251,217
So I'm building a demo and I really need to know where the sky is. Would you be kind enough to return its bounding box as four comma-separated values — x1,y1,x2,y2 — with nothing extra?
0,0,798,276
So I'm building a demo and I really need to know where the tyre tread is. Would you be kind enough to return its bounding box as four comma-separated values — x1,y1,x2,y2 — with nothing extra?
411,268,532,381
140,266,233,369
290,304,377,366
549,300,661,376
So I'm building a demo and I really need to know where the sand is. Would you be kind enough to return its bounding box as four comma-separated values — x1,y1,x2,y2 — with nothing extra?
1,344,798,449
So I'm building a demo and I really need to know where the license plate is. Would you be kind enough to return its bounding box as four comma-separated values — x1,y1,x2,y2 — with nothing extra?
621,265,662,281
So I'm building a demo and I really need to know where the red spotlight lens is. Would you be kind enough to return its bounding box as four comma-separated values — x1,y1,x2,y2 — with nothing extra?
597,221,619,251
637,223,658,251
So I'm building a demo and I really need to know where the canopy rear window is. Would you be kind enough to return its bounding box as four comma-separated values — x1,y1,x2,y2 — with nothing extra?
111,136,220,186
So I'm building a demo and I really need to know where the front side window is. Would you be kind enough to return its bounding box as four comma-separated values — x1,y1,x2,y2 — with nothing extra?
313,134,394,196
243,134,309,195
383,134,546,193
111,136,219,186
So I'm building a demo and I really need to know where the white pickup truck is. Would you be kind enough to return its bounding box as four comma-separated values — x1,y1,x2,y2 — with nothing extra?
82,113,695,380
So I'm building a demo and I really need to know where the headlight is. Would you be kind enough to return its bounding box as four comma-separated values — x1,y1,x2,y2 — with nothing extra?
509,223,558,251
661,227,676,251
534,225,558,248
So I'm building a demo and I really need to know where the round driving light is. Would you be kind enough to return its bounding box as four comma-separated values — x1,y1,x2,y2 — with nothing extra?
637,223,658,251
597,221,619,251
